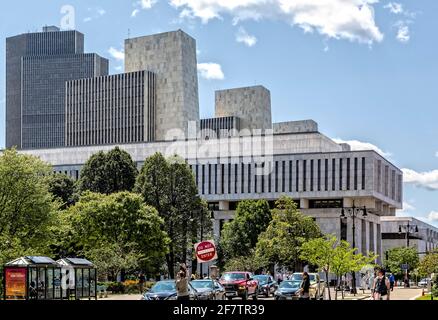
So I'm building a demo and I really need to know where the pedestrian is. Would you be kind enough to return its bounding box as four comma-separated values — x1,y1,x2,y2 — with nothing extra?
176,264,190,301
373,270,390,301
389,273,395,292
138,272,146,294
297,272,311,300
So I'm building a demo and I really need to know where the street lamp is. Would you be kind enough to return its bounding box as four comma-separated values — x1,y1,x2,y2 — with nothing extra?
398,223,419,248
398,222,419,288
340,201,368,295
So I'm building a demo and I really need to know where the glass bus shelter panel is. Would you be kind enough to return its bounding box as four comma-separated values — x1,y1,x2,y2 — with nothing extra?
76,269,83,299
89,269,96,297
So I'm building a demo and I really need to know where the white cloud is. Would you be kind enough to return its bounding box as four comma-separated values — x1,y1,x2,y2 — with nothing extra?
197,63,225,80
84,7,106,23
170,0,384,45
435,151,438,158
332,138,391,158
399,201,415,214
396,23,411,43
132,0,157,17
384,2,403,14
428,211,438,222
402,168,438,191
108,47,125,61
235,27,257,47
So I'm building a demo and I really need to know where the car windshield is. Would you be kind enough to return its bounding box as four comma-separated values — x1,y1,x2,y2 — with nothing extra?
280,281,301,289
150,281,175,293
222,273,246,281
191,281,214,289
254,275,269,284
290,274,316,282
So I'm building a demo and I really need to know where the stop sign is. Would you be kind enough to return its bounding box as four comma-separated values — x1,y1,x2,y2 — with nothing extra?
195,241,217,263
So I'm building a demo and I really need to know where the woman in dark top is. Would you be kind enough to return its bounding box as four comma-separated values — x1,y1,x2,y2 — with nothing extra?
299,272,311,300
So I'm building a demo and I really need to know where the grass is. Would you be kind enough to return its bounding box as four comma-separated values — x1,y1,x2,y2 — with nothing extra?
416,294,438,301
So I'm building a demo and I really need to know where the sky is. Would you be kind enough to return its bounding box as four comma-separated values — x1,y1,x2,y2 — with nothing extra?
1,0,438,226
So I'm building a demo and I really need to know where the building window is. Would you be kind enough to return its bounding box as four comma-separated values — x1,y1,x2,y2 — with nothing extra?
339,159,343,191
391,170,396,200
310,160,314,192
384,166,389,197
296,160,299,192
325,159,328,192
275,161,279,193
282,161,286,193
248,163,251,194
221,164,225,194
241,163,245,194
268,162,272,193
235,164,238,194
228,163,232,194
318,159,321,192
309,199,343,209
215,164,218,194
362,158,366,190
341,218,348,241
202,165,205,195
289,161,293,192
377,160,382,193
255,163,258,193
208,164,212,194
332,159,336,191
346,158,351,191
353,158,358,190
261,163,265,193
303,160,307,192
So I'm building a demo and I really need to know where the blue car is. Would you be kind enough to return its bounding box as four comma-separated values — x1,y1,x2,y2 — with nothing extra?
142,280,198,300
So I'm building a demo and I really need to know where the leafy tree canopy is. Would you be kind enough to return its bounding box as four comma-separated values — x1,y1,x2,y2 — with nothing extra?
78,147,138,195
384,247,419,278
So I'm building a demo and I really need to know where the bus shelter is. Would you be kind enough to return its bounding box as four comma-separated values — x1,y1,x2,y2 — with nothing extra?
3,256,62,300
57,258,97,300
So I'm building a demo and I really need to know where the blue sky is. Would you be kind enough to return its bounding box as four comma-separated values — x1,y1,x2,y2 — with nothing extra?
1,0,438,225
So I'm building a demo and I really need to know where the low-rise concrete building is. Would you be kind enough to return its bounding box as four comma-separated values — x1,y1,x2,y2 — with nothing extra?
381,216,438,257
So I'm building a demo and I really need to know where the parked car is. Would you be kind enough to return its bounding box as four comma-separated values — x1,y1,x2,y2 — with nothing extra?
419,278,431,287
254,275,278,297
274,280,301,300
191,280,226,300
219,272,259,300
290,273,326,300
141,280,198,300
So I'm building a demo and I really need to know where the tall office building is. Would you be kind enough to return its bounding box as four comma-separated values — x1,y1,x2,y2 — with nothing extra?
125,30,200,140
6,26,108,149
65,71,157,146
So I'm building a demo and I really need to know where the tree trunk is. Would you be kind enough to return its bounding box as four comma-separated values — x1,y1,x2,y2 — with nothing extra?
326,271,331,300
335,276,339,300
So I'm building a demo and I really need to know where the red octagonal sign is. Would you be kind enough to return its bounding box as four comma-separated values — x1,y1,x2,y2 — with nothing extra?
195,241,217,263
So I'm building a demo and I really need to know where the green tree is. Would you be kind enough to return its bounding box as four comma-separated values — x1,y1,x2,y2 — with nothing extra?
256,197,321,273
331,240,377,300
135,153,212,278
417,252,438,278
385,247,419,279
87,243,141,281
0,149,56,263
220,200,271,265
66,192,170,277
78,147,138,194
300,235,338,300
224,249,267,273
47,173,75,209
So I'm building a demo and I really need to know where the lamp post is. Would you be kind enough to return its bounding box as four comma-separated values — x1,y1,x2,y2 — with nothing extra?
398,222,419,248
398,222,418,288
340,201,368,295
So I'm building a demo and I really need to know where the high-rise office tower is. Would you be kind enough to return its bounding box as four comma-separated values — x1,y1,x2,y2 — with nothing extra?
124,30,200,140
6,26,108,149
65,70,157,146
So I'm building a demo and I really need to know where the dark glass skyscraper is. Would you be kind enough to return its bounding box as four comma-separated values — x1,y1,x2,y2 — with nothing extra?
6,26,108,149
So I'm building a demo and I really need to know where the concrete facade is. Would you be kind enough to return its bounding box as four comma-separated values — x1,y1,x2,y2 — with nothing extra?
6,26,108,149
381,216,438,257
65,70,156,146
125,30,200,140
215,86,272,132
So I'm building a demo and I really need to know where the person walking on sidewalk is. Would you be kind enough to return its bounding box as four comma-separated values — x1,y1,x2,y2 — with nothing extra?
373,270,390,301
389,273,395,292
